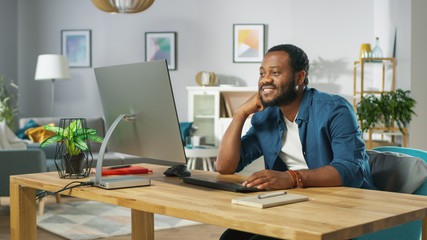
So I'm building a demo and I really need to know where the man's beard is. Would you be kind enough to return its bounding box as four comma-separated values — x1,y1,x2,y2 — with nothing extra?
259,78,298,108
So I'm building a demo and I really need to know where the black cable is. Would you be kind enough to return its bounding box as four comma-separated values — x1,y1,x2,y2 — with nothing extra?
36,181,94,200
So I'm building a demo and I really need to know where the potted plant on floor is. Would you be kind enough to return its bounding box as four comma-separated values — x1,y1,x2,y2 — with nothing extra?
40,119,104,177
356,89,416,135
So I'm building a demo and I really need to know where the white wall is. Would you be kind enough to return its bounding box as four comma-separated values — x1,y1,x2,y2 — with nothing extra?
0,0,17,81
10,0,425,149
17,0,199,119
13,0,424,149
374,0,411,91
409,0,427,150
16,0,377,122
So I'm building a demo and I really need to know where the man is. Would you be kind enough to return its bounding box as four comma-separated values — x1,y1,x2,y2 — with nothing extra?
216,44,375,240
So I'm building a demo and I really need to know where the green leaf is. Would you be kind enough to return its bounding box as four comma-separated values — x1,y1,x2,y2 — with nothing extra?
88,134,104,143
74,136,89,151
75,128,98,137
64,119,80,138
44,125,63,135
40,135,62,148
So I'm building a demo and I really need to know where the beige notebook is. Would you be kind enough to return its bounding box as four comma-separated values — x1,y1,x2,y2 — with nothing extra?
232,191,308,208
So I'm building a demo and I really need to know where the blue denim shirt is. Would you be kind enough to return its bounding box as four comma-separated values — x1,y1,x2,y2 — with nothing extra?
238,87,375,189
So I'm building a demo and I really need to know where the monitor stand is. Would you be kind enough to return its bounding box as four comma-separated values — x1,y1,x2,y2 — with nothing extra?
91,114,151,189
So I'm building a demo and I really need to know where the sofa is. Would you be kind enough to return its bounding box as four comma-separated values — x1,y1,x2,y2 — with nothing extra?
18,117,151,172
0,149,47,197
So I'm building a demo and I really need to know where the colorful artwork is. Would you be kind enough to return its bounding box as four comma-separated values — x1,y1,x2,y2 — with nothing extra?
145,32,176,70
233,24,265,63
61,30,91,68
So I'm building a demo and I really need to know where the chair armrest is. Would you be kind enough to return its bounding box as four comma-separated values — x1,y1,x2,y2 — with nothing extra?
27,143,57,159
0,149,47,196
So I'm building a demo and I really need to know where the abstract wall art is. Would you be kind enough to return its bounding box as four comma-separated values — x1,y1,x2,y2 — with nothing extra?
145,32,177,70
61,29,91,68
233,24,265,63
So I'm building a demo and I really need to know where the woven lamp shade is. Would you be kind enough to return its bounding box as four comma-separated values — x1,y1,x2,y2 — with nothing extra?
91,0,154,14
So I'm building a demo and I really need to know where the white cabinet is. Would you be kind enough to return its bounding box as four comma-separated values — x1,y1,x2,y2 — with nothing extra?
187,86,257,146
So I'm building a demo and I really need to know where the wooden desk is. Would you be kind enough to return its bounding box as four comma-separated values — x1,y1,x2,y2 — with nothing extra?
10,164,427,240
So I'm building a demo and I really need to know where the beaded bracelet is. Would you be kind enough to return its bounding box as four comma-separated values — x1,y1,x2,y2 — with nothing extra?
288,170,304,188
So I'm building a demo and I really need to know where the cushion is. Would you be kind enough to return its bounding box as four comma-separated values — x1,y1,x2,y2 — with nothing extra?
179,122,193,143
25,123,56,143
367,150,427,193
15,119,39,139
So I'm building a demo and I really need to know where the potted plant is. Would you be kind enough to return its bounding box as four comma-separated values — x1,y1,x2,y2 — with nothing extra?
0,75,18,130
356,89,416,135
40,119,104,175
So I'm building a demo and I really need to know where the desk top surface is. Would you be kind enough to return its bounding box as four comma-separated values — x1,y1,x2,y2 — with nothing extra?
10,163,427,240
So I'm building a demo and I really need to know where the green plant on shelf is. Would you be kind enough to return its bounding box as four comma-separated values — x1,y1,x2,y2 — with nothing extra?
356,89,416,135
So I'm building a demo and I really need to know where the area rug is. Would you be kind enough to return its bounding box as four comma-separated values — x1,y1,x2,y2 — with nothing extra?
37,200,201,240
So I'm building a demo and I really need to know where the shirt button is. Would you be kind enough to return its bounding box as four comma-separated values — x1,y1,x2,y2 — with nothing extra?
273,152,277,155
303,152,306,155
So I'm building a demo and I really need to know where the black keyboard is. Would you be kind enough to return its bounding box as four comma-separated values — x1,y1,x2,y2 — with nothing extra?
182,177,265,193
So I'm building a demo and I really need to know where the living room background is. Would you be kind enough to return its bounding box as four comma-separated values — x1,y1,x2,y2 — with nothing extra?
0,0,426,149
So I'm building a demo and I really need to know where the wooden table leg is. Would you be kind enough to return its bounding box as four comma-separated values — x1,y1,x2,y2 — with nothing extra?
131,209,154,240
10,183,37,240
422,218,427,240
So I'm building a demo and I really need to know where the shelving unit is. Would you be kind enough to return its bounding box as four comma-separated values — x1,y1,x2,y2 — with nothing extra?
187,86,257,146
353,57,407,148
353,57,396,108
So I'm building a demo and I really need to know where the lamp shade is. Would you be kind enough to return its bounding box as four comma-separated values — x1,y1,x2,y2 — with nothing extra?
91,0,154,14
35,54,70,81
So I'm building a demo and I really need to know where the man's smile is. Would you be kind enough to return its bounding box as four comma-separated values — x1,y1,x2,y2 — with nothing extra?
260,85,277,95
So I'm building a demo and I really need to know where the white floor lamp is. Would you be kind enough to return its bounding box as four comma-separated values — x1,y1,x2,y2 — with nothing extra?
35,54,70,116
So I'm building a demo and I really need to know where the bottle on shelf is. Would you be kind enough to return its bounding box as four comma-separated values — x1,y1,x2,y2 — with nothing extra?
371,37,383,62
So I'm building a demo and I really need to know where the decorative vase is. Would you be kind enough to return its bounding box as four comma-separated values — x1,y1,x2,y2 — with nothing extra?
195,71,217,86
359,43,372,61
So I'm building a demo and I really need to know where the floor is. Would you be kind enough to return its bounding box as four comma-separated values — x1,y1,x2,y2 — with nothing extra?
0,195,226,240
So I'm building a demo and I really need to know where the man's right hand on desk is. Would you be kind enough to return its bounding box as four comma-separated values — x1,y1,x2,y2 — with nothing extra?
242,169,295,190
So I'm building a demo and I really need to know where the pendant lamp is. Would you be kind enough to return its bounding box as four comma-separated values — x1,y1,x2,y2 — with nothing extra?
91,0,154,14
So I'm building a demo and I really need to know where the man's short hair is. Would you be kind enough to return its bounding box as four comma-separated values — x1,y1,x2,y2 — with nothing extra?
267,44,309,85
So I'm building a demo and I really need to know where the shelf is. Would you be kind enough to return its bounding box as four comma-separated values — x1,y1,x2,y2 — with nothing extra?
354,58,395,65
370,128,406,136
353,57,396,107
353,57,404,148
187,86,257,146
354,90,394,95
366,127,407,149
186,86,257,92
194,115,215,119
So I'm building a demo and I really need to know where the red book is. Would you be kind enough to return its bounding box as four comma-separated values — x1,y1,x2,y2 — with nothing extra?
101,166,153,176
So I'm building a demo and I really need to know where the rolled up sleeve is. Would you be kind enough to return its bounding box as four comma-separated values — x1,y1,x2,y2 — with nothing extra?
329,102,368,188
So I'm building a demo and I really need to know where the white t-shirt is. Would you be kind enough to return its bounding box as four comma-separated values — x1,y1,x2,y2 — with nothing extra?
279,115,308,170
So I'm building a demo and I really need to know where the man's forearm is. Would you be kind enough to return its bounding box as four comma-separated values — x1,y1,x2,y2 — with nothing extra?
243,165,342,190
216,113,248,174
298,165,342,187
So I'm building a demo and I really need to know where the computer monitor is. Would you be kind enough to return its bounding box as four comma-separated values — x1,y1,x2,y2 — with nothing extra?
93,60,187,187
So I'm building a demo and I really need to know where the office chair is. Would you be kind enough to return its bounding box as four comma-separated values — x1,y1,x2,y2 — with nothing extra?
355,146,427,240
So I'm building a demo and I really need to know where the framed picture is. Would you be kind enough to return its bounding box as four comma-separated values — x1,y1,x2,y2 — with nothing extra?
145,32,177,70
233,24,265,63
61,29,92,68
